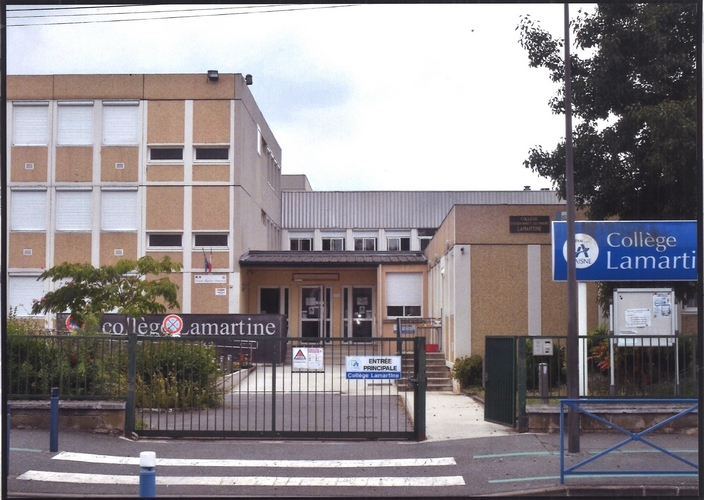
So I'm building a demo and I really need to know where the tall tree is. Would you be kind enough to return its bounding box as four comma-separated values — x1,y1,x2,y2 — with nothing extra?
30,256,182,327
518,3,697,222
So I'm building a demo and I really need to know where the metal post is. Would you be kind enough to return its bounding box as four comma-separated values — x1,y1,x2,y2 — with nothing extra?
517,338,527,431
124,332,137,438
414,337,426,441
271,339,277,433
539,363,549,403
50,387,59,452
139,451,156,498
563,1,580,453
5,404,10,477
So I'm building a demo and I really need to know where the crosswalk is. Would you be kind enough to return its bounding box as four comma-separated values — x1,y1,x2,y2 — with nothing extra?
16,451,465,489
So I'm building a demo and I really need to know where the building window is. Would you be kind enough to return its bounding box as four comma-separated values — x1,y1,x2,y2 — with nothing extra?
290,238,312,251
13,102,49,146
149,147,184,161
354,237,377,251
322,238,345,251
11,189,46,231
56,189,92,231
9,276,45,316
257,125,262,156
103,102,139,145
386,272,422,318
148,234,182,248
194,147,229,161
101,189,138,231
194,234,228,248
58,102,94,145
387,237,411,251
418,228,436,252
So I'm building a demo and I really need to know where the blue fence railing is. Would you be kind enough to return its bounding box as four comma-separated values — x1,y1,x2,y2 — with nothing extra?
559,398,698,484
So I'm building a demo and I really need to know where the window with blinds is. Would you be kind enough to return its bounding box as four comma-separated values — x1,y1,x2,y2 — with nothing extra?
58,102,94,145
103,102,139,145
9,276,45,316
101,189,138,231
56,190,92,231
13,102,49,146
385,272,422,317
11,189,47,231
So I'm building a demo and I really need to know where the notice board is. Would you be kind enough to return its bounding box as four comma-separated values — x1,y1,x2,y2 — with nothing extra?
612,288,676,346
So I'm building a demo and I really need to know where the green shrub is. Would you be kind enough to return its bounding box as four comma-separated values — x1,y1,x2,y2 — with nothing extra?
451,355,483,389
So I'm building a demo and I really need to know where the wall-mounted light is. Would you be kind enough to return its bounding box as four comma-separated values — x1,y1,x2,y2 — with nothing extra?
207,70,219,82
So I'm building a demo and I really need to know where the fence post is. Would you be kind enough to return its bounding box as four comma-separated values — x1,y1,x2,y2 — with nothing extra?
124,332,137,438
5,404,10,477
516,338,527,431
414,337,426,441
271,339,277,433
396,318,402,355
50,387,59,452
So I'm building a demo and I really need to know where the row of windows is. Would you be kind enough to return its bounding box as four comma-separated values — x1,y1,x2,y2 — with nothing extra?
290,237,412,252
148,233,228,248
13,101,140,147
150,146,229,161
11,189,138,232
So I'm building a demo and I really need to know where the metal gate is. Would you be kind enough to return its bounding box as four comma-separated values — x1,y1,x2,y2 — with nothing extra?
484,336,516,426
125,336,426,440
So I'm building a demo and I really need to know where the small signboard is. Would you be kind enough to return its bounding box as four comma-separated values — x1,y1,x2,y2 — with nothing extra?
292,347,324,372
215,288,227,296
510,215,550,234
345,356,402,380
613,288,675,347
194,274,227,284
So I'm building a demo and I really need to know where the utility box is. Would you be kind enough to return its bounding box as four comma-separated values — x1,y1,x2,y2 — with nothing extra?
532,338,553,356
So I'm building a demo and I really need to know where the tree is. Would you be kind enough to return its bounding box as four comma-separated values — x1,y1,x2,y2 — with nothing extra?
518,3,697,221
30,256,183,327
518,4,697,305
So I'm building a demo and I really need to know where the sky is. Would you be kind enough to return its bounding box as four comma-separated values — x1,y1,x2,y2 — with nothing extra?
6,3,581,192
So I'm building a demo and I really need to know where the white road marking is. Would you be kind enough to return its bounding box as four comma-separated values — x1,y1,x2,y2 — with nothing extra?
18,470,466,487
52,451,456,468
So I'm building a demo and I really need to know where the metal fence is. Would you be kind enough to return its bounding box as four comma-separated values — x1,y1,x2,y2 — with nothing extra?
130,336,425,440
7,334,128,400
522,335,698,404
8,334,426,440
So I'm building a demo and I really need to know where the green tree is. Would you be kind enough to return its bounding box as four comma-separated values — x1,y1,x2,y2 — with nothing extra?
518,4,697,305
30,256,182,326
518,3,697,221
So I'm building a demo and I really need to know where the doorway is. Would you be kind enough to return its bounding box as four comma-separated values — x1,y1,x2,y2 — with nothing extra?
343,287,374,338
300,286,331,338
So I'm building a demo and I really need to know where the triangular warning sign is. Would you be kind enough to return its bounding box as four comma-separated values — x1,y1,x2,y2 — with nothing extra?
294,349,306,360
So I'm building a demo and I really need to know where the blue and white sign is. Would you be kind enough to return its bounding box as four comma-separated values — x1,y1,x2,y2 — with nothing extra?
345,356,402,380
552,221,696,282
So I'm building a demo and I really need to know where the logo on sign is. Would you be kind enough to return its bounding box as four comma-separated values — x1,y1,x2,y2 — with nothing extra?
162,314,184,336
563,233,599,269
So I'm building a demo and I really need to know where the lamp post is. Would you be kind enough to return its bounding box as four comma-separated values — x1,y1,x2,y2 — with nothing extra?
564,2,580,454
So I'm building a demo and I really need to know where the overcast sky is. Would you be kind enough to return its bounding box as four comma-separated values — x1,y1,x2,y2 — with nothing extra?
7,4,580,192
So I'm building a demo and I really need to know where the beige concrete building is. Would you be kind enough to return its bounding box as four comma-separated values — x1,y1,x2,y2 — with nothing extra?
7,73,281,319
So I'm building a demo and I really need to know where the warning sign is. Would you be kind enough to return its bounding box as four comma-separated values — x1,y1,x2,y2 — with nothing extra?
292,347,324,372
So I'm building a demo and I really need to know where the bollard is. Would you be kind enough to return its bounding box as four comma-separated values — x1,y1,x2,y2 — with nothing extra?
50,387,59,452
139,451,156,498
538,363,549,403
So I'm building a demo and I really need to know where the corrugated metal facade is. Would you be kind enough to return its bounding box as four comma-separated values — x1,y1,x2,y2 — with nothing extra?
282,190,563,229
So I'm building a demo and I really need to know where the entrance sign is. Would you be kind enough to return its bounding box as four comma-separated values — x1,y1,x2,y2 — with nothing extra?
345,356,402,379
292,346,324,372
552,220,696,281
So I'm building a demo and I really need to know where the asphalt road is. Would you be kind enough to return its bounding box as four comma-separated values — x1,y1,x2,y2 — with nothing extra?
7,426,699,498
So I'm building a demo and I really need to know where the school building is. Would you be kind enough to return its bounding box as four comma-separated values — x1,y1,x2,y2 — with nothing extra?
6,72,602,365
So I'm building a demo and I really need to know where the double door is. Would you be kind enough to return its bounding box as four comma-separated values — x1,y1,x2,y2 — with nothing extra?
299,286,374,339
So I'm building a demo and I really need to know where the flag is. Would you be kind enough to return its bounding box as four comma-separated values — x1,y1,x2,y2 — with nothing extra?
203,249,212,273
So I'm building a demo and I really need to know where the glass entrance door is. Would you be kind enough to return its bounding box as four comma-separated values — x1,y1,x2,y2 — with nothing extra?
343,287,373,338
300,286,331,339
